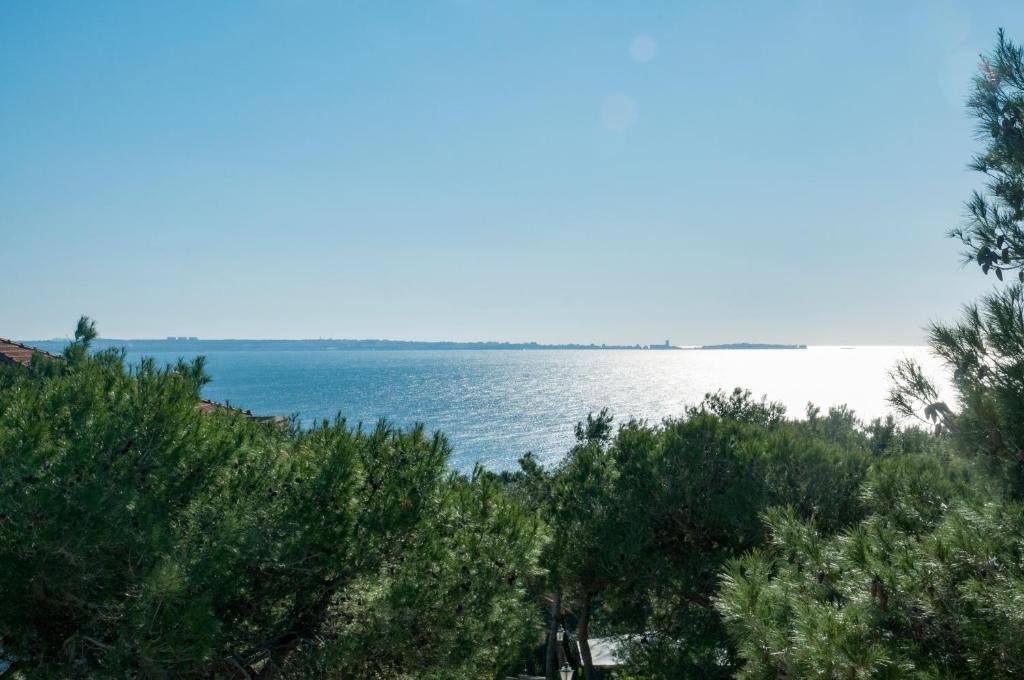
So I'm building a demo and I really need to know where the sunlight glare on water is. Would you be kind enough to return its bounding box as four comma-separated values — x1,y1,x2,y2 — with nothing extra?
125,346,949,471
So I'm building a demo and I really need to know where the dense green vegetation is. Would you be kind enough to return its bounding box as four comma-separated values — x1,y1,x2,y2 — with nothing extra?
496,393,929,679
0,324,541,678
4,29,1024,680
711,31,1024,679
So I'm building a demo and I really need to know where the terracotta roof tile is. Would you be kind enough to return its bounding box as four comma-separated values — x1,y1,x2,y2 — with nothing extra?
196,398,254,418
0,338,62,367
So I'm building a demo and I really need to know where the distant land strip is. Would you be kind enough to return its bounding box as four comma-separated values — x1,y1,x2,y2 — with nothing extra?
22,338,808,352
698,342,807,350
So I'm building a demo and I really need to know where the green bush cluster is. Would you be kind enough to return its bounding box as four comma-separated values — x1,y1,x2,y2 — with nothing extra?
499,392,892,679
0,332,541,678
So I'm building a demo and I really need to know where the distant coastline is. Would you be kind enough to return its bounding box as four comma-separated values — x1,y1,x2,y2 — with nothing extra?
697,342,808,350
23,338,808,352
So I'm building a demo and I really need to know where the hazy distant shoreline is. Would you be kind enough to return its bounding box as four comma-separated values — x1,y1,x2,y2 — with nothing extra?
23,338,807,352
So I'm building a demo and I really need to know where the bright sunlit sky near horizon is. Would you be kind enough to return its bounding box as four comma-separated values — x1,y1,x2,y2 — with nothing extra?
2,1,1022,345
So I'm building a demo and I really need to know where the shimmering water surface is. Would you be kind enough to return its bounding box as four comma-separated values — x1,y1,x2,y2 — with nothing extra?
113,347,947,471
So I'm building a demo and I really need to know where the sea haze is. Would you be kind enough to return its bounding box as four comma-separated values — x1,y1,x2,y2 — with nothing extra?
28,342,951,471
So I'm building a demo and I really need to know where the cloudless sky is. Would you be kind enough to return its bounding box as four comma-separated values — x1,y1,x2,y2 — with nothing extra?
2,1,1021,344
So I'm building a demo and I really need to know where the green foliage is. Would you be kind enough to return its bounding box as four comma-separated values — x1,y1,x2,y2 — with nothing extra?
686,388,787,429
888,35,1024,490
292,468,543,679
933,286,1024,491
893,244,1024,497
626,415,871,679
0,324,541,678
717,31,1024,680
716,456,1024,679
511,396,876,679
953,29,1024,281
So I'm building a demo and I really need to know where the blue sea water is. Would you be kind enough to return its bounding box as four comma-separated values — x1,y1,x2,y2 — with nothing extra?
68,345,949,472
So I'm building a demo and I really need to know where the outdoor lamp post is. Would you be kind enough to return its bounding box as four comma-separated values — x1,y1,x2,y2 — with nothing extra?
559,662,574,680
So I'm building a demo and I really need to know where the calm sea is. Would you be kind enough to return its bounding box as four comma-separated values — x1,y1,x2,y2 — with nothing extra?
57,345,948,471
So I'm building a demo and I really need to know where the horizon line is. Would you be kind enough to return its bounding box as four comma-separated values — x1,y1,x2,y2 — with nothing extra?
19,337,927,349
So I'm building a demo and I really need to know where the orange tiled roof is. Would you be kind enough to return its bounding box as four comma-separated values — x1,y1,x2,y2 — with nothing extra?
0,338,62,367
197,398,254,417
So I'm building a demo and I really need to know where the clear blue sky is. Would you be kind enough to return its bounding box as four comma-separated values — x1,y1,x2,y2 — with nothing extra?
2,1,1018,344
